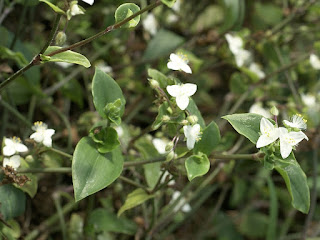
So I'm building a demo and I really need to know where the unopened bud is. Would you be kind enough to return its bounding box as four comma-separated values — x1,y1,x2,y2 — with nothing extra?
187,115,198,125
149,79,159,89
162,115,170,122
180,120,188,125
55,31,67,46
167,107,173,115
270,106,279,116
165,141,174,151
166,151,175,161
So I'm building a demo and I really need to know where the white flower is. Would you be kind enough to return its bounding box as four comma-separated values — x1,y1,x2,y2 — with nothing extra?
249,63,265,79
310,54,320,70
283,114,307,130
82,0,94,5
152,138,167,154
3,137,28,156
3,155,21,170
256,118,279,148
167,83,197,110
142,13,158,36
225,33,243,55
249,102,271,119
167,53,192,74
183,124,201,150
234,49,251,67
279,127,308,159
171,191,191,213
30,121,55,147
301,93,316,107
70,2,84,16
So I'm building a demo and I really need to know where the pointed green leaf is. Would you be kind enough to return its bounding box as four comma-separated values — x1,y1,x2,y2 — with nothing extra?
222,113,268,144
0,185,26,220
186,99,206,128
275,154,310,214
115,3,141,28
72,137,124,202
92,68,126,119
118,188,155,216
39,0,66,15
185,154,210,181
43,46,90,68
194,121,221,155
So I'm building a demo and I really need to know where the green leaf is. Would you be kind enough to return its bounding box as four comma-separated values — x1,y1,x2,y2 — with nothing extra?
194,121,220,156
39,0,66,15
266,176,278,240
222,113,267,144
152,102,170,130
143,29,184,61
43,46,90,68
186,99,206,128
275,155,310,214
161,0,176,8
104,99,123,125
92,68,126,119
0,46,28,67
148,68,169,89
185,154,210,181
0,219,21,239
72,137,124,202
0,185,26,220
14,159,38,198
220,0,245,32
115,3,141,28
118,188,155,216
90,127,120,153
88,208,137,235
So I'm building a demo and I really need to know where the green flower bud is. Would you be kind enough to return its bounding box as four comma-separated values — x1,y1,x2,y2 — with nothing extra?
187,115,198,125
167,107,173,115
149,79,160,89
55,31,67,46
165,141,174,152
166,151,175,161
180,119,188,125
162,115,170,122
270,106,279,116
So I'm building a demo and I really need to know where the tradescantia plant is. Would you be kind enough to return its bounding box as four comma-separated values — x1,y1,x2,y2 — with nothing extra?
0,0,318,239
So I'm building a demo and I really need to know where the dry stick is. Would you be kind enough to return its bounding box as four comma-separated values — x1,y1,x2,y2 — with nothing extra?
0,1,162,92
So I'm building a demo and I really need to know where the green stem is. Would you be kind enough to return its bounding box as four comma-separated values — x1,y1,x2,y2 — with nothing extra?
47,147,73,159
39,14,61,54
124,156,166,168
17,168,71,174
118,176,149,192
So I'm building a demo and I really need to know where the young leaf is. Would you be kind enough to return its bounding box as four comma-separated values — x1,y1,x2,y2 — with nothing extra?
92,68,126,119
194,121,220,156
39,0,66,15
118,188,155,216
274,154,310,214
220,0,245,32
43,46,91,68
222,113,266,144
115,3,141,28
0,184,26,220
161,0,176,8
72,137,124,202
185,154,210,181
89,127,120,153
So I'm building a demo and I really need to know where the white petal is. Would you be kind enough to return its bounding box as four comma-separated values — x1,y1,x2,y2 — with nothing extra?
176,95,189,110
180,63,192,74
15,143,28,153
310,54,320,70
186,136,196,150
183,125,192,138
170,53,180,63
43,137,52,147
3,158,10,167
4,138,14,147
152,138,167,154
166,85,181,97
280,139,292,159
260,118,274,133
191,124,200,136
182,203,191,213
82,0,94,5
3,145,15,156
256,135,276,148
30,132,44,143
10,155,21,169
45,129,55,138
181,83,197,97
289,131,308,144
167,61,180,71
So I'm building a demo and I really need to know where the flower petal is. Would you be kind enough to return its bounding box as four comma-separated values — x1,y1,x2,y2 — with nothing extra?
30,132,44,143
4,138,13,147
15,143,28,153
181,83,197,97
180,63,192,74
280,138,292,159
10,155,21,169
43,137,53,147
82,0,94,5
260,118,274,133
288,131,308,144
167,61,180,71
45,129,55,138
3,145,15,156
166,85,181,97
170,53,180,63
176,95,189,110
256,135,275,148
186,136,196,150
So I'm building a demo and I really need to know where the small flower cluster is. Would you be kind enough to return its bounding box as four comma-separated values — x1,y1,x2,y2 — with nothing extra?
225,33,265,79
165,52,201,150
2,121,55,170
256,114,308,159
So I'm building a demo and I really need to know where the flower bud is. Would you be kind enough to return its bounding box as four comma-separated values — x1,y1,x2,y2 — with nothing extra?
149,79,159,89
180,119,188,126
55,31,67,46
162,115,170,122
166,107,173,115
270,106,279,116
187,115,198,125
165,141,174,152
166,151,175,161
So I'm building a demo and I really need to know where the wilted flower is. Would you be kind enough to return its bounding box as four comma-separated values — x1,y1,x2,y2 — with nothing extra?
256,118,279,148
283,114,307,131
166,83,197,110
70,2,85,16
30,121,55,147
183,124,201,150
167,53,192,74
3,155,21,170
3,137,28,156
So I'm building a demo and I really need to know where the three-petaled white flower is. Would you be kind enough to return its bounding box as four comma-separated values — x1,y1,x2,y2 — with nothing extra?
167,83,197,110
70,2,85,17
256,118,279,148
3,155,21,170
82,0,94,5
183,124,201,150
279,127,308,159
283,114,308,131
167,53,192,74
249,63,265,79
310,54,320,70
234,49,251,67
30,121,55,147
3,137,28,156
